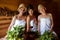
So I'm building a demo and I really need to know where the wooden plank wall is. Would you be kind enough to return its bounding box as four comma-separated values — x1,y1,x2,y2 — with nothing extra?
0,16,12,38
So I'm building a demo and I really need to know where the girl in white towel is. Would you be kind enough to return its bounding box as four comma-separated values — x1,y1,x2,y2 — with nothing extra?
0,3,26,40
8,3,26,31
26,4,37,40
38,4,58,37
27,4,37,32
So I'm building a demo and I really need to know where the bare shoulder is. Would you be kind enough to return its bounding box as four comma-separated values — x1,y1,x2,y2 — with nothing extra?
38,15,41,21
12,15,17,19
48,13,52,17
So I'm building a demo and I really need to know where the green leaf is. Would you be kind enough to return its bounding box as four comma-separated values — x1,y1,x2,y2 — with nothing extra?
7,25,25,40
39,31,55,40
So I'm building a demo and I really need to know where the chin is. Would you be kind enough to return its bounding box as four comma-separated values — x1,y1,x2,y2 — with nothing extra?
30,14,33,16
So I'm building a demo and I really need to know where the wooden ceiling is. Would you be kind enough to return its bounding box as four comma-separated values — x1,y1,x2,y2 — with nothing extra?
0,0,60,11
0,0,20,11
0,0,40,11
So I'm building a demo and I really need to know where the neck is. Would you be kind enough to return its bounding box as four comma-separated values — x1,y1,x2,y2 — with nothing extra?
41,12,47,15
18,13,23,17
29,15,33,17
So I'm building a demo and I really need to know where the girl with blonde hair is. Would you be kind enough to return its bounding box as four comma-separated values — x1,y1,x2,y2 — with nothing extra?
38,4,58,39
0,3,26,40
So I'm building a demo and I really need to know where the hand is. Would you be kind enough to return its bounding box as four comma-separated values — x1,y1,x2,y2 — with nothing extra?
49,29,53,32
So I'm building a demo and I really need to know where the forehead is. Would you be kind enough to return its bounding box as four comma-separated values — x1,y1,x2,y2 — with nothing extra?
28,9,33,11
38,5,45,8
38,7,45,10
19,7,25,10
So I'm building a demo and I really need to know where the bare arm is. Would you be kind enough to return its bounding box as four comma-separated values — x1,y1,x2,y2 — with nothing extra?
49,13,54,31
5,16,16,38
8,16,16,31
34,17,37,25
38,16,40,33
26,16,30,32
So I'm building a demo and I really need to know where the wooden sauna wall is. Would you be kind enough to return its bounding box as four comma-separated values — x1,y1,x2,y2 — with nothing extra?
0,16,12,38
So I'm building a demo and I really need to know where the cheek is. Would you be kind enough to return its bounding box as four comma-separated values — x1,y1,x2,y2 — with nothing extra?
18,9,21,12
29,12,32,15
18,9,25,13
39,9,44,13
28,11,30,13
43,9,45,12
29,11,33,14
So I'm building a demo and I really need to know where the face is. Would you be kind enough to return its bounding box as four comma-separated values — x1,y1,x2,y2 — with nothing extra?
38,7,46,14
18,7,25,13
28,9,33,16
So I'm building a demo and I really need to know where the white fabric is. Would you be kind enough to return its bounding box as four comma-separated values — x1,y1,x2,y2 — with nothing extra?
30,20,37,31
11,19,26,31
40,17,51,35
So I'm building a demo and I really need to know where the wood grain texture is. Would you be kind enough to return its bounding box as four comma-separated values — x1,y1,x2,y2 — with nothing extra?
0,16,12,38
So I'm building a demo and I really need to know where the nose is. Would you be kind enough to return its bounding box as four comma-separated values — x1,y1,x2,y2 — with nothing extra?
22,9,25,12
